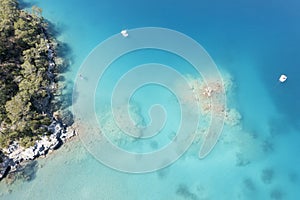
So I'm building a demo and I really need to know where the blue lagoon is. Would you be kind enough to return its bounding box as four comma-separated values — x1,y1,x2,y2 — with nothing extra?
0,0,300,199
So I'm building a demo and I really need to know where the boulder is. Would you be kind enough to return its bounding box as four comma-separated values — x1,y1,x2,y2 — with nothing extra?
54,123,63,138
49,138,62,150
0,154,14,180
66,129,77,139
0,165,10,181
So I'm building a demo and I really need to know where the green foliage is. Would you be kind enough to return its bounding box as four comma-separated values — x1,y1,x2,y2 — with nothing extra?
19,136,36,148
5,93,31,123
0,0,62,147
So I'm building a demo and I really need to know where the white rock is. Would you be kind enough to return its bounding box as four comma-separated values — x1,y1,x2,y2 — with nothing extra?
49,139,61,150
49,62,55,69
21,148,35,160
66,129,76,139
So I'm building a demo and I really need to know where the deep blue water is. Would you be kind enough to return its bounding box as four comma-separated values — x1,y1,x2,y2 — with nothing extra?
0,0,300,199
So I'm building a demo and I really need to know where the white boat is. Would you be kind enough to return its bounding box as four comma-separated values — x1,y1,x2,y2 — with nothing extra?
279,74,287,83
121,29,129,37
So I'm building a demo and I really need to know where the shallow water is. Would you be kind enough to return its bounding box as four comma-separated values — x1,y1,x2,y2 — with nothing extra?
1,0,300,199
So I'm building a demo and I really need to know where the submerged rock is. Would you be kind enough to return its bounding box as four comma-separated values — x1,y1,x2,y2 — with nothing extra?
0,165,10,181
0,155,14,180
49,138,62,150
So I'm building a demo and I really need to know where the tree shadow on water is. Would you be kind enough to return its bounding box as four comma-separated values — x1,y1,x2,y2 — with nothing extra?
18,0,36,9
45,20,75,118
45,20,74,75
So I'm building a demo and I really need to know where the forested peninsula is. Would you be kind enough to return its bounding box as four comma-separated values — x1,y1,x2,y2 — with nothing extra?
0,0,75,180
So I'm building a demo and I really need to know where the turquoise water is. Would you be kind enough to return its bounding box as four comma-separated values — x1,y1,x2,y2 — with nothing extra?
1,0,300,199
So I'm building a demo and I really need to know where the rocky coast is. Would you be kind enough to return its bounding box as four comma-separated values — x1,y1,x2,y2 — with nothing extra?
0,120,77,181
0,8,75,181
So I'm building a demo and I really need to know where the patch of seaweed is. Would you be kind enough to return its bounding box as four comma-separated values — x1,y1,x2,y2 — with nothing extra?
288,171,298,183
270,188,284,200
243,178,256,191
5,161,39,184
235,153,251,167
176,184,199,200
261,168,274,185
261,139,274,154
156,167,169,179
150,141,158,150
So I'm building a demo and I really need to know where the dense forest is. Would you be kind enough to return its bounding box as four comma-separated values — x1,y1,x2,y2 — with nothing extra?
0,0,67,148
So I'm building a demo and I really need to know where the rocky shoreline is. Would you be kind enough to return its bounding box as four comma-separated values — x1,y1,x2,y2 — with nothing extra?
0,27,75,181
0,120,77,181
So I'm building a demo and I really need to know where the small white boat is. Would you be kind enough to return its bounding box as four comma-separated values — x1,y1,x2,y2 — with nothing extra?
279,74,287,83
121,30,129,37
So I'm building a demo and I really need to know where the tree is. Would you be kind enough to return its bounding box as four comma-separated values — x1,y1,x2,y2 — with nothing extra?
5,92,31,124
0,0,68,148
